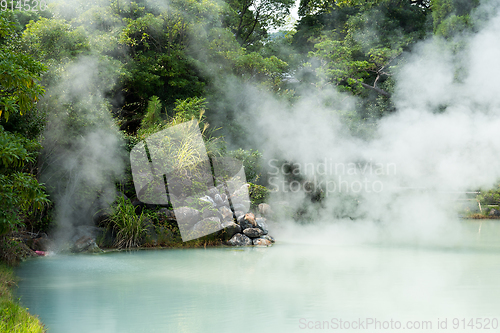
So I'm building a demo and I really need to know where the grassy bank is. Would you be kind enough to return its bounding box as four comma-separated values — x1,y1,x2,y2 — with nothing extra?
0,263,45,333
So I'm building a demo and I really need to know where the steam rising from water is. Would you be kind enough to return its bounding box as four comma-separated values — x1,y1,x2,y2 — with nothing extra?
40,56,125,248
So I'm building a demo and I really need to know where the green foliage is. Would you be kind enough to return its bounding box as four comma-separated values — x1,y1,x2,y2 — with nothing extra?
0,126,49,235
477,185,500,207
432,0,478,35
224,0,295,47
435,14,471,38
140,95,163,130
108,196,148,249
248,182,270,208
173,96,207,122
22,18,90,63
0,13,46,122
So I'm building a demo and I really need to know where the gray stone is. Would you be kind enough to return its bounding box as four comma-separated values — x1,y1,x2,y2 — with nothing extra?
239,218,254,230
262,235,275,243
243,228,264,238
255,218,268,235
227,233,252,246
253,238,272,246
72,236,101,253
221,221,241,240
238,213,256,229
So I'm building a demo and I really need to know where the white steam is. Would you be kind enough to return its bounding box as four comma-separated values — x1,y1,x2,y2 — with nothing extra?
41,56,125,247
220,1,500,246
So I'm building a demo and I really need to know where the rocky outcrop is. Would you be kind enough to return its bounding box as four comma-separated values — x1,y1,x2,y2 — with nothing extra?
225,208,275,247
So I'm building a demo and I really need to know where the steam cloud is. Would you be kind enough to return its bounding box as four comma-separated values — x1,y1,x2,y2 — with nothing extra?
208,1,500,245
40,56,125,248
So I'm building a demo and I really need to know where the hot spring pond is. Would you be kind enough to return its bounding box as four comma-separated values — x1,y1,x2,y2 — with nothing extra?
15,221,500,333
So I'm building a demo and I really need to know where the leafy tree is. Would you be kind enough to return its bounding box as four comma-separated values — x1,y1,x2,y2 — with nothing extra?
0,16,46,121
0,13,49,235
22,18,90,63
224,0,295,47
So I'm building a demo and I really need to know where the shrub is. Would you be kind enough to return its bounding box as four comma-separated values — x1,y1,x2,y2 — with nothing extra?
249,182,270,208
108,196,148,249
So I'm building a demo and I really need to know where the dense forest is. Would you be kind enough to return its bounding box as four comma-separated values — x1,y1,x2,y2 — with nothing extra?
0,0,492,260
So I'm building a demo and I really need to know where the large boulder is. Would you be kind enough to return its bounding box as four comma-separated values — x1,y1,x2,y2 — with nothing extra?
220,221,241,240
243,228,264,238
227,233,252,246
93,210,111,226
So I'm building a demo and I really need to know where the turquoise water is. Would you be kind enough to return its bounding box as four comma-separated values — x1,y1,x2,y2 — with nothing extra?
15,221,500,333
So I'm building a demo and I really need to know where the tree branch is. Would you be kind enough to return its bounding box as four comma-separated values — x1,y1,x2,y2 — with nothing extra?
360,82,391,97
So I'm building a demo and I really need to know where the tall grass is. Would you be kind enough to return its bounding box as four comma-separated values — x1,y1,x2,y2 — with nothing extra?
108,196,148,249
0,264,45,333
